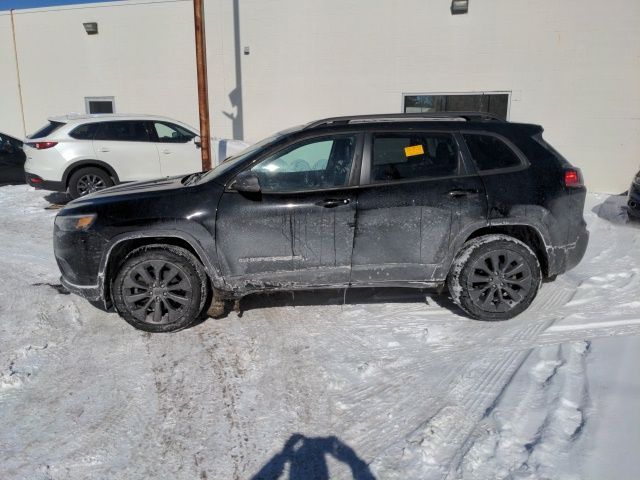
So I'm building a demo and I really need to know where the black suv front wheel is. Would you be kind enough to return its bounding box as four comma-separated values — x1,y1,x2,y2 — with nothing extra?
448,234,541,320
112,245,208,332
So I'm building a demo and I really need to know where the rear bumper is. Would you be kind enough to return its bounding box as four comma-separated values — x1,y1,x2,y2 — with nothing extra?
548,225,589,276
565,226,589,271
25,172,65,192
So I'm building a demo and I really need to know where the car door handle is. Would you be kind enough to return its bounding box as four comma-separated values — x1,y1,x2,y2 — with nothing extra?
317,198,350,208
447,188,478,197
99,147,110,153
162,149,171,154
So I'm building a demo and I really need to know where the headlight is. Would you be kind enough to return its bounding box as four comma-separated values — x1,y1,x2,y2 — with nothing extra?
634,173,640,186
55,213,97,232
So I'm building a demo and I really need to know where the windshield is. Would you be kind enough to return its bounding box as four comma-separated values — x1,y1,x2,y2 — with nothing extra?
198,132,285,182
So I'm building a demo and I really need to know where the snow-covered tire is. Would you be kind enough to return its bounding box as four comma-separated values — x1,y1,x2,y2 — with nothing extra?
112,245,208,332
447,234,541,321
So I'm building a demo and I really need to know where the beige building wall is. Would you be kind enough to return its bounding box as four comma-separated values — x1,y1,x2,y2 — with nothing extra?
237,0,640,194
5,0,200,135
0,0,639,193
0,12,25,138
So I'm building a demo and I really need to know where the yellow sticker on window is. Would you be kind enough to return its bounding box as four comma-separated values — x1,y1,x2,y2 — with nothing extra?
404,145,424,157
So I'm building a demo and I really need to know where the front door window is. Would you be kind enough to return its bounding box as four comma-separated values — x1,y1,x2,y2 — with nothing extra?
251,135,357,192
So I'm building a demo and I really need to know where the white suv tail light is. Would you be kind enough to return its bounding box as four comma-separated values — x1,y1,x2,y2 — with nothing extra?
25,141,58,150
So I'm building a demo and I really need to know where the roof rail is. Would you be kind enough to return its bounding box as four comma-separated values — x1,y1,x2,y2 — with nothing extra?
304,112,506,130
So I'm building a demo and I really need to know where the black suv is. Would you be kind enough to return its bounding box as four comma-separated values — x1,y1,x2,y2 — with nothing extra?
628,170,640,219
54,113,589,332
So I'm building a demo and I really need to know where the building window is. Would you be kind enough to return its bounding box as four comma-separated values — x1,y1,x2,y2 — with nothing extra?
403,92,510,120
85,96,115,114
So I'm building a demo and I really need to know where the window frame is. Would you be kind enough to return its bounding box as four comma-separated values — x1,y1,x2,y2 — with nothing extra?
227,132,365,194
85,96,115,115
458,130,529,176
359,130,475,187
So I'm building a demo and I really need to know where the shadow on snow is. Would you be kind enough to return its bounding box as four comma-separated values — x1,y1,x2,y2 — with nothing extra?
251,434,375,480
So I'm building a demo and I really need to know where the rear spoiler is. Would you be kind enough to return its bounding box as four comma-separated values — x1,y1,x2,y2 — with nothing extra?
516,123,544,136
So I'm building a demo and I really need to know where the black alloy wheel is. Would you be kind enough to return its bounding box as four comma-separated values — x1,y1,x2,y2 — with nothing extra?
466,250,534,313
448,234,541,320
113,246,208,332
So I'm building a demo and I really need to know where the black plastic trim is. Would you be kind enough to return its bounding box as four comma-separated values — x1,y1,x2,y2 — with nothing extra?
61,160,120,187
25,172,65,191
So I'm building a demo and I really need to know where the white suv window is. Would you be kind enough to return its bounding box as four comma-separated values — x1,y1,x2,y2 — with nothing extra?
69,123,99,140
152,122,195,143
94,121,150,142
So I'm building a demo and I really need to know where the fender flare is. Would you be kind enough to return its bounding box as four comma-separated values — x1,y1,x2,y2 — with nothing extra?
438,219,553,279
62,160,121,188
97,229,224,300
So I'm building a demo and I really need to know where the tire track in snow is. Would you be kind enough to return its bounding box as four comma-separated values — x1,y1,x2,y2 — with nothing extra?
457,341,591,479
366,299,566,478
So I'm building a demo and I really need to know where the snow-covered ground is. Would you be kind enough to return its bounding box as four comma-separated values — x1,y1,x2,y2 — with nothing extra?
0,184,639,480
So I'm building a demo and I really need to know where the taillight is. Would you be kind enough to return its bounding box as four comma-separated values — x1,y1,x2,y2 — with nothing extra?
564,168,583,188
26,141,58,150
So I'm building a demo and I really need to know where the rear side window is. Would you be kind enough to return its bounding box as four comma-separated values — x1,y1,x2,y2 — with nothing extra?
95,121,150,142
371,132,459,182
463,134,522,171
69,123,99,140
29,121,65,139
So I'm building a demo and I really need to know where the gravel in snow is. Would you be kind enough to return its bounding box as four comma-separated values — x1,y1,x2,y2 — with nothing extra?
0,185,639,480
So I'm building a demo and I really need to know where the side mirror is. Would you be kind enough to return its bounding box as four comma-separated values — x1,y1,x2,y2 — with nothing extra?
194,135,202,149
232,170,261,193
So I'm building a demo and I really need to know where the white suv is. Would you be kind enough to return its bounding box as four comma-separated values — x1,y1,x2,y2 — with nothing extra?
23,114,249,198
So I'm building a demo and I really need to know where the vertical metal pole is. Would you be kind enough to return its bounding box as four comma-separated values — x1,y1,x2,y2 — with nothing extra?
193,0,211,170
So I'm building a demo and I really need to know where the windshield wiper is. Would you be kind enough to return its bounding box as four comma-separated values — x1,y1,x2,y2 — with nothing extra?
183,171,206,186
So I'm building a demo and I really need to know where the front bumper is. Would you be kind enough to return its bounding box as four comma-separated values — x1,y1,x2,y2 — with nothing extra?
25,172,65,192
60,275,102,302
54,217,109,309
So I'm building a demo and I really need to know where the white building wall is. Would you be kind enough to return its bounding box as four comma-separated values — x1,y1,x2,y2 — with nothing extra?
0,0,638,193
0,12,25,138
8,0,200,134
238,0,640,193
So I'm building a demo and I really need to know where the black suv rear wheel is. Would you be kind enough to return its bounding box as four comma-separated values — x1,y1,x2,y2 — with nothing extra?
112,245,208,332
447,234,541,320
